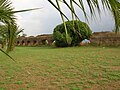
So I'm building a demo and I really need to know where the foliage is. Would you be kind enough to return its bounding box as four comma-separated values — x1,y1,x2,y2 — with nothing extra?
0,24,23,51
0,0,39,52
0,0,39,60
53,20,92,47
0,25,7,48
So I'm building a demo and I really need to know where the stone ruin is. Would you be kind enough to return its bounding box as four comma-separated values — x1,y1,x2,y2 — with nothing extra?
15,32,120,47
15,34,53,46
90,32,120,46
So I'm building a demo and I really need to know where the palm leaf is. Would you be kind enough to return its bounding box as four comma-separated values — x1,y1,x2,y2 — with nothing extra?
63,0,80,21
48,0,120,33
0,0,40,53
11,8,40,13
0,48,15,61
48,0,69,21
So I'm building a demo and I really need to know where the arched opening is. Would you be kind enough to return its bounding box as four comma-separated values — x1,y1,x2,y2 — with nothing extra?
33,40,37,45
17,41,20,44
42,39,48,45
16,41,20,46
21,41,25,46
27,41,31,46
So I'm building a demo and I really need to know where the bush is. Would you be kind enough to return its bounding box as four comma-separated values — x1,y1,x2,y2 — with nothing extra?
53,20,92,47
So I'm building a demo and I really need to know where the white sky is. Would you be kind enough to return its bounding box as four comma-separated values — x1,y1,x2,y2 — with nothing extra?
11,0,115,36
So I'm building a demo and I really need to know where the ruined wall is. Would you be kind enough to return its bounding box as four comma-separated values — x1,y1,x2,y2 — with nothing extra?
16,32,120,47
90,32,120,46
16,34,53,46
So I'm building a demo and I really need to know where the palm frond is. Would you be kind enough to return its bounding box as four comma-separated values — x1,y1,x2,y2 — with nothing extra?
0,0,40,53
48,0,69,21
108,0,120,33
48,0,120,33
0,48,15,61
11,8,41,13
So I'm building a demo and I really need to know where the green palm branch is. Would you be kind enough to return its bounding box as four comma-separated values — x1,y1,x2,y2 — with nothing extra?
0,0,39,60
0,0,39,52
48,0,120,33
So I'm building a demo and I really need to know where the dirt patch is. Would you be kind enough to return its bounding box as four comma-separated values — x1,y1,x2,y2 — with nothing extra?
110,66,120,71
86,81,120,90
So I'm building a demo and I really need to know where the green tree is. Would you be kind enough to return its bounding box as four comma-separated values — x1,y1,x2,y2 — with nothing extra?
53,20,92,47
0,0,38,52
0,25,23,50
0,0,38,60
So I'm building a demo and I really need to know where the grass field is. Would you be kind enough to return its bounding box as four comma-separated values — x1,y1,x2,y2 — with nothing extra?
0,46,120,90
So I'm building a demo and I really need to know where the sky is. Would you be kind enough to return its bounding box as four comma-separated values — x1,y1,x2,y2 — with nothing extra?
11,0,115,36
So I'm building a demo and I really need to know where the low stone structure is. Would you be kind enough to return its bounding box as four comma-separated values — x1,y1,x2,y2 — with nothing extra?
16,34,53,46
16,32,120,47
90,32,120,46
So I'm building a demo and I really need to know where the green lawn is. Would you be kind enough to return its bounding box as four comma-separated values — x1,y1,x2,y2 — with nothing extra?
0,46,120,90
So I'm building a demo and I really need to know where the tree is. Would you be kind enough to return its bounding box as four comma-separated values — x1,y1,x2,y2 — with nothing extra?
0,0,39,52
0,0,38,60
53,20,92,47
0,25,23,49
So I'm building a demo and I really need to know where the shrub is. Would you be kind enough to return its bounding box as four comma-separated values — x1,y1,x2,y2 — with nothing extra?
53,20,92,47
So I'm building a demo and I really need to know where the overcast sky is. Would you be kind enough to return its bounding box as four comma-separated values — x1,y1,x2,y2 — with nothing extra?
11,0,115,36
